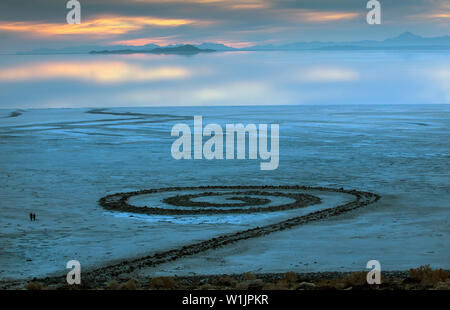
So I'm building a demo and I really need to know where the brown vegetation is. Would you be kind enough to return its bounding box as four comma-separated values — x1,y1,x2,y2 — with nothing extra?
409,265,448,288
19,266,449,291
26,281,43,290
150,276,177,290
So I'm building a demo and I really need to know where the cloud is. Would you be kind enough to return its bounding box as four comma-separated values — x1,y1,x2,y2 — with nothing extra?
419,13,450,19
283,9,360,23
0,15,203,38
0,61,190,83
110,36,178,46
131,0,271,10
0,0,448,51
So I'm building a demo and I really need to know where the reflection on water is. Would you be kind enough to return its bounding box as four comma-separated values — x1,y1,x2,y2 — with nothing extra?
0,51,448,108
0,61,190,83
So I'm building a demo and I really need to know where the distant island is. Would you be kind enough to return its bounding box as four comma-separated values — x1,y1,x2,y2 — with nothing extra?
15,32,450,55
89,44,216,55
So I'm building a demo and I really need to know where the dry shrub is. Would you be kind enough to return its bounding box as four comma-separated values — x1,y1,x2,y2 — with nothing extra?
244,272,256,280
317,271,369,289
216,275,237,288
119,279,139,290
274,278,291,289
262,282,285,290
198,283,216,290
283,272,297,284
150,276,177,290
409,265,448,286
316,279,330,287
340,271,369,287
272,272,299,290
236,279,264,290
105,280,120,290
26,281,42,290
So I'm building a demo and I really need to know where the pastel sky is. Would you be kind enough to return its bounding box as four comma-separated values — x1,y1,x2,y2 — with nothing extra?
0,0,449,51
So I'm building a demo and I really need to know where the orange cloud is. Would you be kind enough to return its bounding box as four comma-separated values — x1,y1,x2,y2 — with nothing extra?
299,10,360,22
0,15,200,38
228,0,270,10
132,0,270,10
0,61,190,84
408,11,450,22
273,9,359,23
422,13,450,19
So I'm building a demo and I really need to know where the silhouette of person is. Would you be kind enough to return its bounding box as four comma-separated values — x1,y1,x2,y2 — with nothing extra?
29,213,33,221
33,213,36,221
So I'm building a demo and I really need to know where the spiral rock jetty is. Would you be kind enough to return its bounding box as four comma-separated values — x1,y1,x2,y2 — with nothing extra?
99,186,322,215
31,185,379,287
3,185,380,289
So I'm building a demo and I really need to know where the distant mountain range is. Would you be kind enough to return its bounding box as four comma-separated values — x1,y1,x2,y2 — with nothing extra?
89,44,215,55
16,32,450,55
246,32,450,51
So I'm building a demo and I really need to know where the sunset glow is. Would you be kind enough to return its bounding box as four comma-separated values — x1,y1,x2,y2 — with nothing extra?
0,16,198,38
293,10,360,22
132,0,270,9
0,0,447,52
426,13,450,19
111,36,178,46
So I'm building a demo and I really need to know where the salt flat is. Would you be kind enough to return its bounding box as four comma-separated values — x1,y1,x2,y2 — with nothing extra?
0,105,449,280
